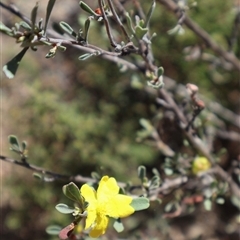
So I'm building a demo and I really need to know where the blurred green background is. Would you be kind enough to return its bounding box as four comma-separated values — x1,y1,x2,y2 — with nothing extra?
1,0,239,239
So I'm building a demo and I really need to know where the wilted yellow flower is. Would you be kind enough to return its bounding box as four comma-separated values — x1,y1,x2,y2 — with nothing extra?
192,156,211,174
80,176,135,238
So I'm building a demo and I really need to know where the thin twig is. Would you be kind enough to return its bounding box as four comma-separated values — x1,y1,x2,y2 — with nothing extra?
98,0,118,48
156,0,240,71
0,2,31,24
107,0,131,42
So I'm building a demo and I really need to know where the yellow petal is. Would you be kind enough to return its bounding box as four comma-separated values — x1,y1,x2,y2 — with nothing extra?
89,214,109,238
81,184,97,203
105,194,135,218
97,176,119,201
80,184,97,229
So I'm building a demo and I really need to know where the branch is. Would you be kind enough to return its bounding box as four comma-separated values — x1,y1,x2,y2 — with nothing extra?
0,155,94,183
156,0,240,71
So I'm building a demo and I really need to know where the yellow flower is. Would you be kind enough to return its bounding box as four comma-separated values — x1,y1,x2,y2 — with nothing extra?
192,156,211,175
80,176,135,238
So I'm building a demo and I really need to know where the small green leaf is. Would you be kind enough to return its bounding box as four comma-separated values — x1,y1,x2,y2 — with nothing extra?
147,75,164,89
145,0,156,27
138,165,146,183
8,135,20,148
139,118,153,131
84,18,91,42
135,25,148,39
33,173,43,180
79,1,99,17
55,204,75,214
19,21,32,31
164,202,173,212
113,219,124,233
216,197,225,205
63,182,84,206
150,175,160,189
3,47,29,79
131,197,149,211
31,3,39,32
204,198,212,211
164,167,173,176
157,67,164,77
46,225,62,235
0,22,13,36
125,12,135,35
22,141,27,152
44,0,56,34
59,21,77,37
78,53,94,61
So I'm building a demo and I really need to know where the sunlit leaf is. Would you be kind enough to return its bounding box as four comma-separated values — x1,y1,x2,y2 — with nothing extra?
131,197,150,211
113,219,124,233
55,203,75,214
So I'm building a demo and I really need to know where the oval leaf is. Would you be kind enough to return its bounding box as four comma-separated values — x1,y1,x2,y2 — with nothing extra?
113,219,124,233
55,203,75,214
131,197,149,211
79,1,99,17
46,225,62,235
59,21,76,37
62,182,84,206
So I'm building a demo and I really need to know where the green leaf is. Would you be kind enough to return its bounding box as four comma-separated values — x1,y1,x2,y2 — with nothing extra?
59,21,77,37
131,197,149,211
8,135,20,148
157,67,164,77
3,47,29,79
139,118,153,131
31,3,39,32
46,225,62,235
19,21,32,31
63,182,84,206
113,219,124,233
216,197,225,205
78,53,94,61
55,203,75,214
138,165,146,183
164,167,173,176
22,141,27,152
84,18,91,42
150,175,160,188
0,22,13,36
79,1,99,17
125,12,135,35
145,0,156,27
135,25,148,39
33,173,43,180
164,202,173,212
204,198,212,211
44,0,56,34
